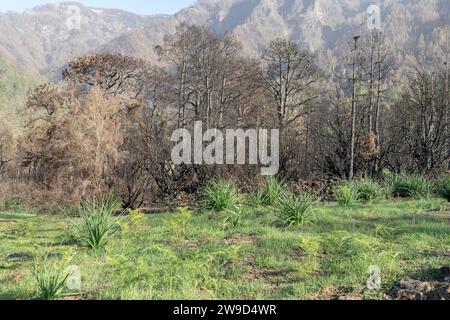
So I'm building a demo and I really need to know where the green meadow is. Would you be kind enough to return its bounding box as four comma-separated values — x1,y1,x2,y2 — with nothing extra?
1,196,449,300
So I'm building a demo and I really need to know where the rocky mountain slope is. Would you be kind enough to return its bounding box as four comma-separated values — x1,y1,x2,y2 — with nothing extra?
102,0,449,67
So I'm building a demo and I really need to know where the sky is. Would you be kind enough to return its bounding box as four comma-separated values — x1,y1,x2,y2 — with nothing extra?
0,0,196,15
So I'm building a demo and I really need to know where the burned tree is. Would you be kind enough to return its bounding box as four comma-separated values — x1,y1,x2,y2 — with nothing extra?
63,53,154,105
262,38,320,176
386,66,449,173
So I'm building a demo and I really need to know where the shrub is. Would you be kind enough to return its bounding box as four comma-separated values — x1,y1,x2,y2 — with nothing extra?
201,179,243,212
277,193,312,226
352,178,386,203
261,176,286,206
333,184,359,206
437,176,450,202
33,253,69,300
384,171,433,199
75,195,122,251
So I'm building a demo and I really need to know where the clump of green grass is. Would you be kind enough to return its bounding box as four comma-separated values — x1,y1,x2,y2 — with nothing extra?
384,171,433,199
223,207,244,229
352,178,386,203
437,176,450,202
201,179,243,212
260,176,286,206
33,253,69,300
75,195,122,251
246,188,265,207
332,184,359,206
277,192,313,226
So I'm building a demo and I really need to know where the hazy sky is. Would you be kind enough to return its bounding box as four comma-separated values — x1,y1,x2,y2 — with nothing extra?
0,0,196,15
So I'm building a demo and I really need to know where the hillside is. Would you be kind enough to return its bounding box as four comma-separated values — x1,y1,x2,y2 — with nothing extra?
0,0,448,78
0,53,38,130
101,0,450,69
0,2,159,76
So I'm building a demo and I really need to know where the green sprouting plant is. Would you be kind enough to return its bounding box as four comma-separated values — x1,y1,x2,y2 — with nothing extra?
383,171,433,199
332,184,359,206
33,252,69,300
437,176,450,202
298,235,321,257
117,208,147,238
352,178,386,203
222,207,244,229
128,208,146,227
261,176,286,206
201,179,243,212
168,207,193,238
219,245,242,266
374,224,397,238
63,225,81,245
298,235,321,274
74,195,122,251
277,193,312,227
410,203,423,225
10,220,34,237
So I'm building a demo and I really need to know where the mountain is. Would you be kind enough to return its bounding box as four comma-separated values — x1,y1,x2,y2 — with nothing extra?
0,52,38,130
0,0,448,79
102,0,449,68
0,2,160,76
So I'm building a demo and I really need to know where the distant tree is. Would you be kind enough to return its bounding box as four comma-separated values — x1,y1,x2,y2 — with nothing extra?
158,24,265,130
63,53,154,105
359,31,393,174
262,38,320,174
386,66,449,173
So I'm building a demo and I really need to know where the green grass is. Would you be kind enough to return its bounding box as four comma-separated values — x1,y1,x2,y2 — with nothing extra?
33,251,69,300
332,184,359,206
260,176,286,206
351,178,386,203
1,198,450,300
74,195,122,251
384,172,434,199
276,193,313,227
437,176,450,202
201,179,243,212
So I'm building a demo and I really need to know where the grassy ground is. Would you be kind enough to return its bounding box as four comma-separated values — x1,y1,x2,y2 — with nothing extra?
1,199,450,300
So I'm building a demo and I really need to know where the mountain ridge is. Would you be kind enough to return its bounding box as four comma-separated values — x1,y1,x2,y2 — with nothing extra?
0,0,448,78
100,0,449,71
0,2,161,76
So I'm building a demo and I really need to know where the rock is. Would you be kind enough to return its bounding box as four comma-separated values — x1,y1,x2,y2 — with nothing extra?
439,265,450,276
391,279,432,300
427,283,450,300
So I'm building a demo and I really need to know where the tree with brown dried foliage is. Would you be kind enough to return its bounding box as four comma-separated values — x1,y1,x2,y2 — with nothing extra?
63,53,155,106
22,86,124,204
